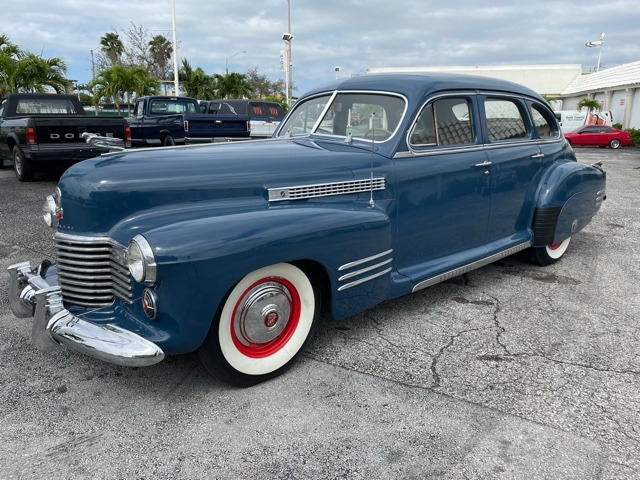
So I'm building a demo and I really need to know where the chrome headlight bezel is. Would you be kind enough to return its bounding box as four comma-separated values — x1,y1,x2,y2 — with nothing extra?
42,187,63,228
127,234,157,284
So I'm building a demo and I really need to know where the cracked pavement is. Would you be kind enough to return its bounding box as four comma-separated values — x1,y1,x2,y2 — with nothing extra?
1,148,639,479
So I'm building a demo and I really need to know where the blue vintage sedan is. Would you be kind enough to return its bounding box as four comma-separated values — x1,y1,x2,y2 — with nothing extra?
8,73,606,386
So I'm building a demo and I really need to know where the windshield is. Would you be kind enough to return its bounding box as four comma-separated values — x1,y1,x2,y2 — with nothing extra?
277,92,406,142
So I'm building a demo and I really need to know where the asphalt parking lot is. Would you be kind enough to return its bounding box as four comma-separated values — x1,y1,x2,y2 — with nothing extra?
1,148,639,479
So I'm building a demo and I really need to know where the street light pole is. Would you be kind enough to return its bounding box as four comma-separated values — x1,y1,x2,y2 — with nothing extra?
286,0,292,106
171,0,180,95
585,33,605,73
225,51,246,74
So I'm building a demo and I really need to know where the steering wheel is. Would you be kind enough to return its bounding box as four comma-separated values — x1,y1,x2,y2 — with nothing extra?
363,128,393,140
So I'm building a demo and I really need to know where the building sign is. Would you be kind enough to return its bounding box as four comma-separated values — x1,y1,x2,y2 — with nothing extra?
620,99,625,106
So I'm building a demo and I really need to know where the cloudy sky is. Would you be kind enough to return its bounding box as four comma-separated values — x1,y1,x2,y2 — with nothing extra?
2,0,639,96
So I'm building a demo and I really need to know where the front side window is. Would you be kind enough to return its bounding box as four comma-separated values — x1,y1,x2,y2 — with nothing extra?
277,92,405,142
409,97,474,147
484,99,528,141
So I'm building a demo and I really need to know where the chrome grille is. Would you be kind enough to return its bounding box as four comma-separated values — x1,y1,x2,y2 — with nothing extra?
55,234,132,307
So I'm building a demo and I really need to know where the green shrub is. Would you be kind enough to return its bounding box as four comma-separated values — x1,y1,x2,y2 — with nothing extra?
613,122,623,130
627,128,640,147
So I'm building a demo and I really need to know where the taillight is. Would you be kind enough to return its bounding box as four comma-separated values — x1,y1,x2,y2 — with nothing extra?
246,120,251,133
26,127,37,145
124,125,131,142
184,120,189,132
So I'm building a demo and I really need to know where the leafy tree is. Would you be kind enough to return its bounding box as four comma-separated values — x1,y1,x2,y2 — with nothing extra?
245,67,285,99
577,97,602,113
100,31,124,66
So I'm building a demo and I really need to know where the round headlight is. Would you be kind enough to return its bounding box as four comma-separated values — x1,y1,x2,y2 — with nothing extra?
127,235,157,284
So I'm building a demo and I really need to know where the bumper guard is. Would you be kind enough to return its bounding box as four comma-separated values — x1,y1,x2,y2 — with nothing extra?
8,261,164,367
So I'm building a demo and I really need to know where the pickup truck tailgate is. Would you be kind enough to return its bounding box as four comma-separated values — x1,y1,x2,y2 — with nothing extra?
33,116,128,144
184,115,250,139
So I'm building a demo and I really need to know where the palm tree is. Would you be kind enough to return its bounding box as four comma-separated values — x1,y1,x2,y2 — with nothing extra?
0,37,71,96
148,35,172,81
179,59,216,99
0,34,21,58
100,31,124,66
577,97,602,113
90,65,159,115
19,54,71,93
213,72,253,99
90,67,122,113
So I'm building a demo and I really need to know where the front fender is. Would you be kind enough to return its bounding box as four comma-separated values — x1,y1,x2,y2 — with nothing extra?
533,161,606,246
134,202,393,353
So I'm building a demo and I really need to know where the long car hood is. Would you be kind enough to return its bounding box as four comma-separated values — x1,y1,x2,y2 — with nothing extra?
57,137,370,240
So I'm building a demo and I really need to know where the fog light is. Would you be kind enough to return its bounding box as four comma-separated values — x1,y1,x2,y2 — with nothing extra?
142,289,158,320
42,193,62,228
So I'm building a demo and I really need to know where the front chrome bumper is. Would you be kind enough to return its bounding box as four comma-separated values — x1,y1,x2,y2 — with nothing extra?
7,261,164,367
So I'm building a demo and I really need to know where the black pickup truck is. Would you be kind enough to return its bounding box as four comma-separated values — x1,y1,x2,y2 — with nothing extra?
0,93,131,181
128,96,251,147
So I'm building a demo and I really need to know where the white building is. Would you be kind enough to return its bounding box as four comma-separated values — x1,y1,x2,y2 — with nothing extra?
367,62,640,129
558,61,640,129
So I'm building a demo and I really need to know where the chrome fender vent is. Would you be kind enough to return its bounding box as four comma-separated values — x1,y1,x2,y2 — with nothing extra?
268,177,385,201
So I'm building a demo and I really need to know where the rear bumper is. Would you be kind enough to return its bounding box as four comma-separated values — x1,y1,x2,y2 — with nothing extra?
26,144,111,162
184,136,251,144
7,261,164,367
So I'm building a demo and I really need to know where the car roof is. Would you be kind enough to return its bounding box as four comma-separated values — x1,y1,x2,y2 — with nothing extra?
301,72,542,102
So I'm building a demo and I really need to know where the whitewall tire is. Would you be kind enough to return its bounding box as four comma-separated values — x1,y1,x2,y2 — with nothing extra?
199,263,319,386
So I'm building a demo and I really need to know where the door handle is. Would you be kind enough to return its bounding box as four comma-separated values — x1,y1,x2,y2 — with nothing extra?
531,153,545,159
474,161,492,167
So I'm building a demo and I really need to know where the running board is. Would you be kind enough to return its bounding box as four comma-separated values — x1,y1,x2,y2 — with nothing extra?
412,241,531,293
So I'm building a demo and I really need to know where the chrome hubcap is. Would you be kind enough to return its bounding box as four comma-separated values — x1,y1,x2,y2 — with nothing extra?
233,281,292,347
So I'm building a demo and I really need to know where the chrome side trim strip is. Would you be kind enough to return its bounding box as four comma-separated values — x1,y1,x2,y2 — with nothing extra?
394,145,487,158
268,177,385,201
338,259,393,281
411,241,531,293
338,248,394,271
338,268,392,292
337,249,393,291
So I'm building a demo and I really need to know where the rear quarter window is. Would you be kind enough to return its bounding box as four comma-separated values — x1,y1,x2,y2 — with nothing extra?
530,104,559,138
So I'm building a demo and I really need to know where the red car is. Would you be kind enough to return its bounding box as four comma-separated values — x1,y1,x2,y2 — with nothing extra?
564,125,632,149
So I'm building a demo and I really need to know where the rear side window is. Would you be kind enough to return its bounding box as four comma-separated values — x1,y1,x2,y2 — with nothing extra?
484,99,528,141
150,99,198,115
267,104,285,117
410,97,474,147
215,102,247,115
249,103,265,115
530,104,558,138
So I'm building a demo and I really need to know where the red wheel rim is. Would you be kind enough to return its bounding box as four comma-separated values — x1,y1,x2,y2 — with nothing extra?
230,277,301,358
548,241,563,251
